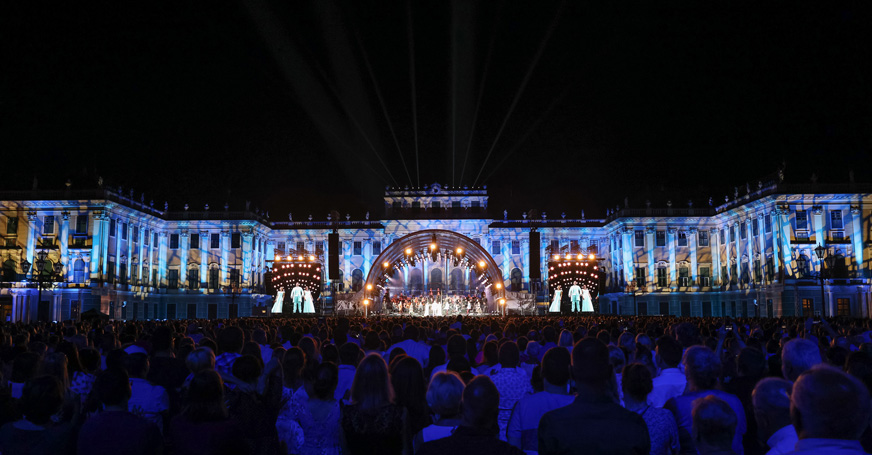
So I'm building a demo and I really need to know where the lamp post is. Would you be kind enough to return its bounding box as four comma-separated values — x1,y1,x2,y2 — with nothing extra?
625,281,639,316
814,244,831,318
20,249,64,322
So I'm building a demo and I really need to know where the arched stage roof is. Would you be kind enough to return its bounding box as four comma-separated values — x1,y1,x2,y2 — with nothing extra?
363,229,506,303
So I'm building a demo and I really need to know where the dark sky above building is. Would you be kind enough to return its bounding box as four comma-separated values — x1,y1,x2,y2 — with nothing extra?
3,1,871,219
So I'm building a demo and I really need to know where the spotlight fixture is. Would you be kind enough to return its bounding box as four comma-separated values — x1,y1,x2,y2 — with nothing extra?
383,261,390,268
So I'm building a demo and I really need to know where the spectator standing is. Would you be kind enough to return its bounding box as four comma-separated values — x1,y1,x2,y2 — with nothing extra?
650,336,687,407
124,353,170,432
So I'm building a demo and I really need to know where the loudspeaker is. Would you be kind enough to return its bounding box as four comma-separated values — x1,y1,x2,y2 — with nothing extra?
328,233,339,279
529,230,541,281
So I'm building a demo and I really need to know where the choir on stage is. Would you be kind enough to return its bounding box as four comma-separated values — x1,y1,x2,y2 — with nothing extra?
386,292,487,316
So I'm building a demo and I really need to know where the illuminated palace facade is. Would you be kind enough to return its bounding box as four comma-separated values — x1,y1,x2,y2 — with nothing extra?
0,180,870,322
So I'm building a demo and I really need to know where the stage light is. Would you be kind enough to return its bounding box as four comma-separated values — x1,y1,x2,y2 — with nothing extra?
383,261,390,268
577,253,583,259
565,254,571,260
287,255,294,261
553,254,560,260
366,284,373,290
309,255,315,261
589,253,595,260
478,260,486,268
405,247,413,255
499,298,506,305
430,243,436,250
298,255,303,260
363,299,370,305
456,247,463,255
275,255,281,261
495,283,502,289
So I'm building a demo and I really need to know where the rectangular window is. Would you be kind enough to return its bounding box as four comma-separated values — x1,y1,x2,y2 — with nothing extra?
657,268,667,287
471,200,481,208
832,231,845,241
296,241,304,252
43,216,55,234
110,218,116,237
431,201,440,210
144,229,149,246
121,222,128,240
512,240,520,255
679,267,689,286
719,229,725,244
752,219,759,236
209,269,219,290
452,201,461,213
231,233,241,249
169,234,179,249
550,240,559,254
315,241,324,255
795,210,808,230
634,231,645,247
765,215,772,233
168,269,179,289
570,240,579,253
830,210,843,229
211,233,220,249
230,268,240,286
700,267,711,286
796,231,809,240
372,241,381,255
766,258,774,278
491,240,501,255
412,201,421,209
677,231,688,247
75,215,87,234
588,243,598,256
635,267,646,287
802,298,814,317
754,260,762,283
721,266,728,283
6,217,18,235
698,230,709,246
277,241,286,252
190,233,199,247
132,226,139,243
729,225,736,241
740,222,747,240
837,298,850,316
153,232,158,246
353,241,362,256
655,231,666,247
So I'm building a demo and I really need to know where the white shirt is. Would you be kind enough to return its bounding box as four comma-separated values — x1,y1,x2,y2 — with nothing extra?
648,368,687,407
128,377,170,431
335,364,356,402
766,424,798,455
387,339,430,366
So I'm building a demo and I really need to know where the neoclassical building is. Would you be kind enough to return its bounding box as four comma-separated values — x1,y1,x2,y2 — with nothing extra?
0,179,869,321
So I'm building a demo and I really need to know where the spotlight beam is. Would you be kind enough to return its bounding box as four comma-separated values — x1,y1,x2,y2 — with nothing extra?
407,1,420,187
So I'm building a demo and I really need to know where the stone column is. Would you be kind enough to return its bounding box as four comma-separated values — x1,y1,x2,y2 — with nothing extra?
90,211,103,281
521,238,530,287
220,231,230,286
689,227,698,289
646,227,655,291
242,232,253,287
746,219,755,284
710,228,720,287
667,227,677,289
136,224,145,286
851,207,864,277
621,227,634,285
126,222,134,285
776,206,794,277
724,223,733,286
200,231,210,289
60,212,70,281
757,215,767,283
113,218,122,282
735,222,744,288
812,206,825,272
158,231,168,289
25,211,37,265
770,212,781,280
100,216,110,280
179,229,189,289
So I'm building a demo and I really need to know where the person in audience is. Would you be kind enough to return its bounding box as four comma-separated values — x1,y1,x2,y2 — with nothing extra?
293,361,343,455
71,348,100,403
538,338,650,455
336,342,361,402
558,330,574,353
787,365,871,454
215,327,245,379
692,395,739,455
724,347,768,455
386,326,429,366
476,341,500,375
665,346,747,455
9,352,41,399
622,363,680,455
418,375,524,455
342,353,406,455
391,355,432,436
184,346,216,388
0,376,75,455
430,335,465,378
414,371,465,452
226,355,279,455
149,326,189,415
650,336,687,407
425,344,446,379
76,368,162,455
169,370,250,455
124,353,170,432
508,347,575,455
781,339,822,382
751,378,797,455
489,341,532,441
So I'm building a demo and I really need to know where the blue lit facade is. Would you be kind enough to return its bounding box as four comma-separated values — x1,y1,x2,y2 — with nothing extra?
0,181,870,321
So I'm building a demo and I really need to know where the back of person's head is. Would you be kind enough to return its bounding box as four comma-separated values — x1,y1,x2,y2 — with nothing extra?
558,330,574,348
232,355,262,384
251,329,268,346
752,377,793,440
692,395,738,453
482,341,498,365
621,363,653,403
461,375,500,434
105,348,128,371
655,336,683,369
447,356,472,375
737,347,767,378
791,365,871,440
447,334,467,358
186,347,216,375
79,348,101,373
404,325,419,341
311,361,339,400
525,341,541,362
93,367,132,407
282,347,306,384
683,346,721,391
845,351,872,393
351,353,394,412
596,330,610,346
571,338,612,388
427,371,464,418
635,333,653,352
151,326,174,352
608,345,626,375
826,346,849,369
19,376,63,425
40,352,69,389
298,336,320,361
428,344,447,368
339,342,362,366
123,353,149,379
782,338,822,382
390,356,426,410
541,347,571,387
498,341,520,368
184,370,228,422
216,326,244,354
11,351,42,383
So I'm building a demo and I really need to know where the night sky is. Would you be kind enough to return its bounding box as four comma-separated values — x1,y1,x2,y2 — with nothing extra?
3,1,871,220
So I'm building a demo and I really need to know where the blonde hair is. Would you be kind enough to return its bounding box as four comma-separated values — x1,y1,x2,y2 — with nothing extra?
186,347,216,375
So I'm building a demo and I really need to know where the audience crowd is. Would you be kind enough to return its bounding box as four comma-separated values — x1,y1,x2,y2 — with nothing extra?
0,314,870,454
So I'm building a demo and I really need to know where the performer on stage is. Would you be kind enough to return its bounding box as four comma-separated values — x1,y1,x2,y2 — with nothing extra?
549,285,562,313
568,282,582,313
302,287,315,314
424,296,430,317
467,299,472,315
581,288,594,312
291,285,304,313
271,290,285,314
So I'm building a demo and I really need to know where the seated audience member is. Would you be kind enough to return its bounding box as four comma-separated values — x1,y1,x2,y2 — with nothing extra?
169,370,250,455
650,336,687,407
430,335,466,378
724,347,768,455
76,369,162,455
787,365,871,454
71,348,100,403
124,353,170,431
293,362,342,455
622,363,680,455
184,347,216,387
391,356,432,437
538,339,650,455
414,371,465,452
490,341,532,441
693,395,740,455
226,355,280,455
342,353,406,455
336,342,362,402
751,378,797,455
418,375,524,455
508,347,575,455
0,376,75,455
665,346,747,455
781,339,822,382
215,327,245,379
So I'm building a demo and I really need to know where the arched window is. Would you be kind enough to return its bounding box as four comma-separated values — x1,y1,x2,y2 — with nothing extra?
73,259,86,283
449,268,464,291
430,269,443,291
408,269,423,293
351,269,364,292
510,268,523,292
209,264,220,290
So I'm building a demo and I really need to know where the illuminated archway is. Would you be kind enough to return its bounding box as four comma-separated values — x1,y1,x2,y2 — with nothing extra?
363,229,507,309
